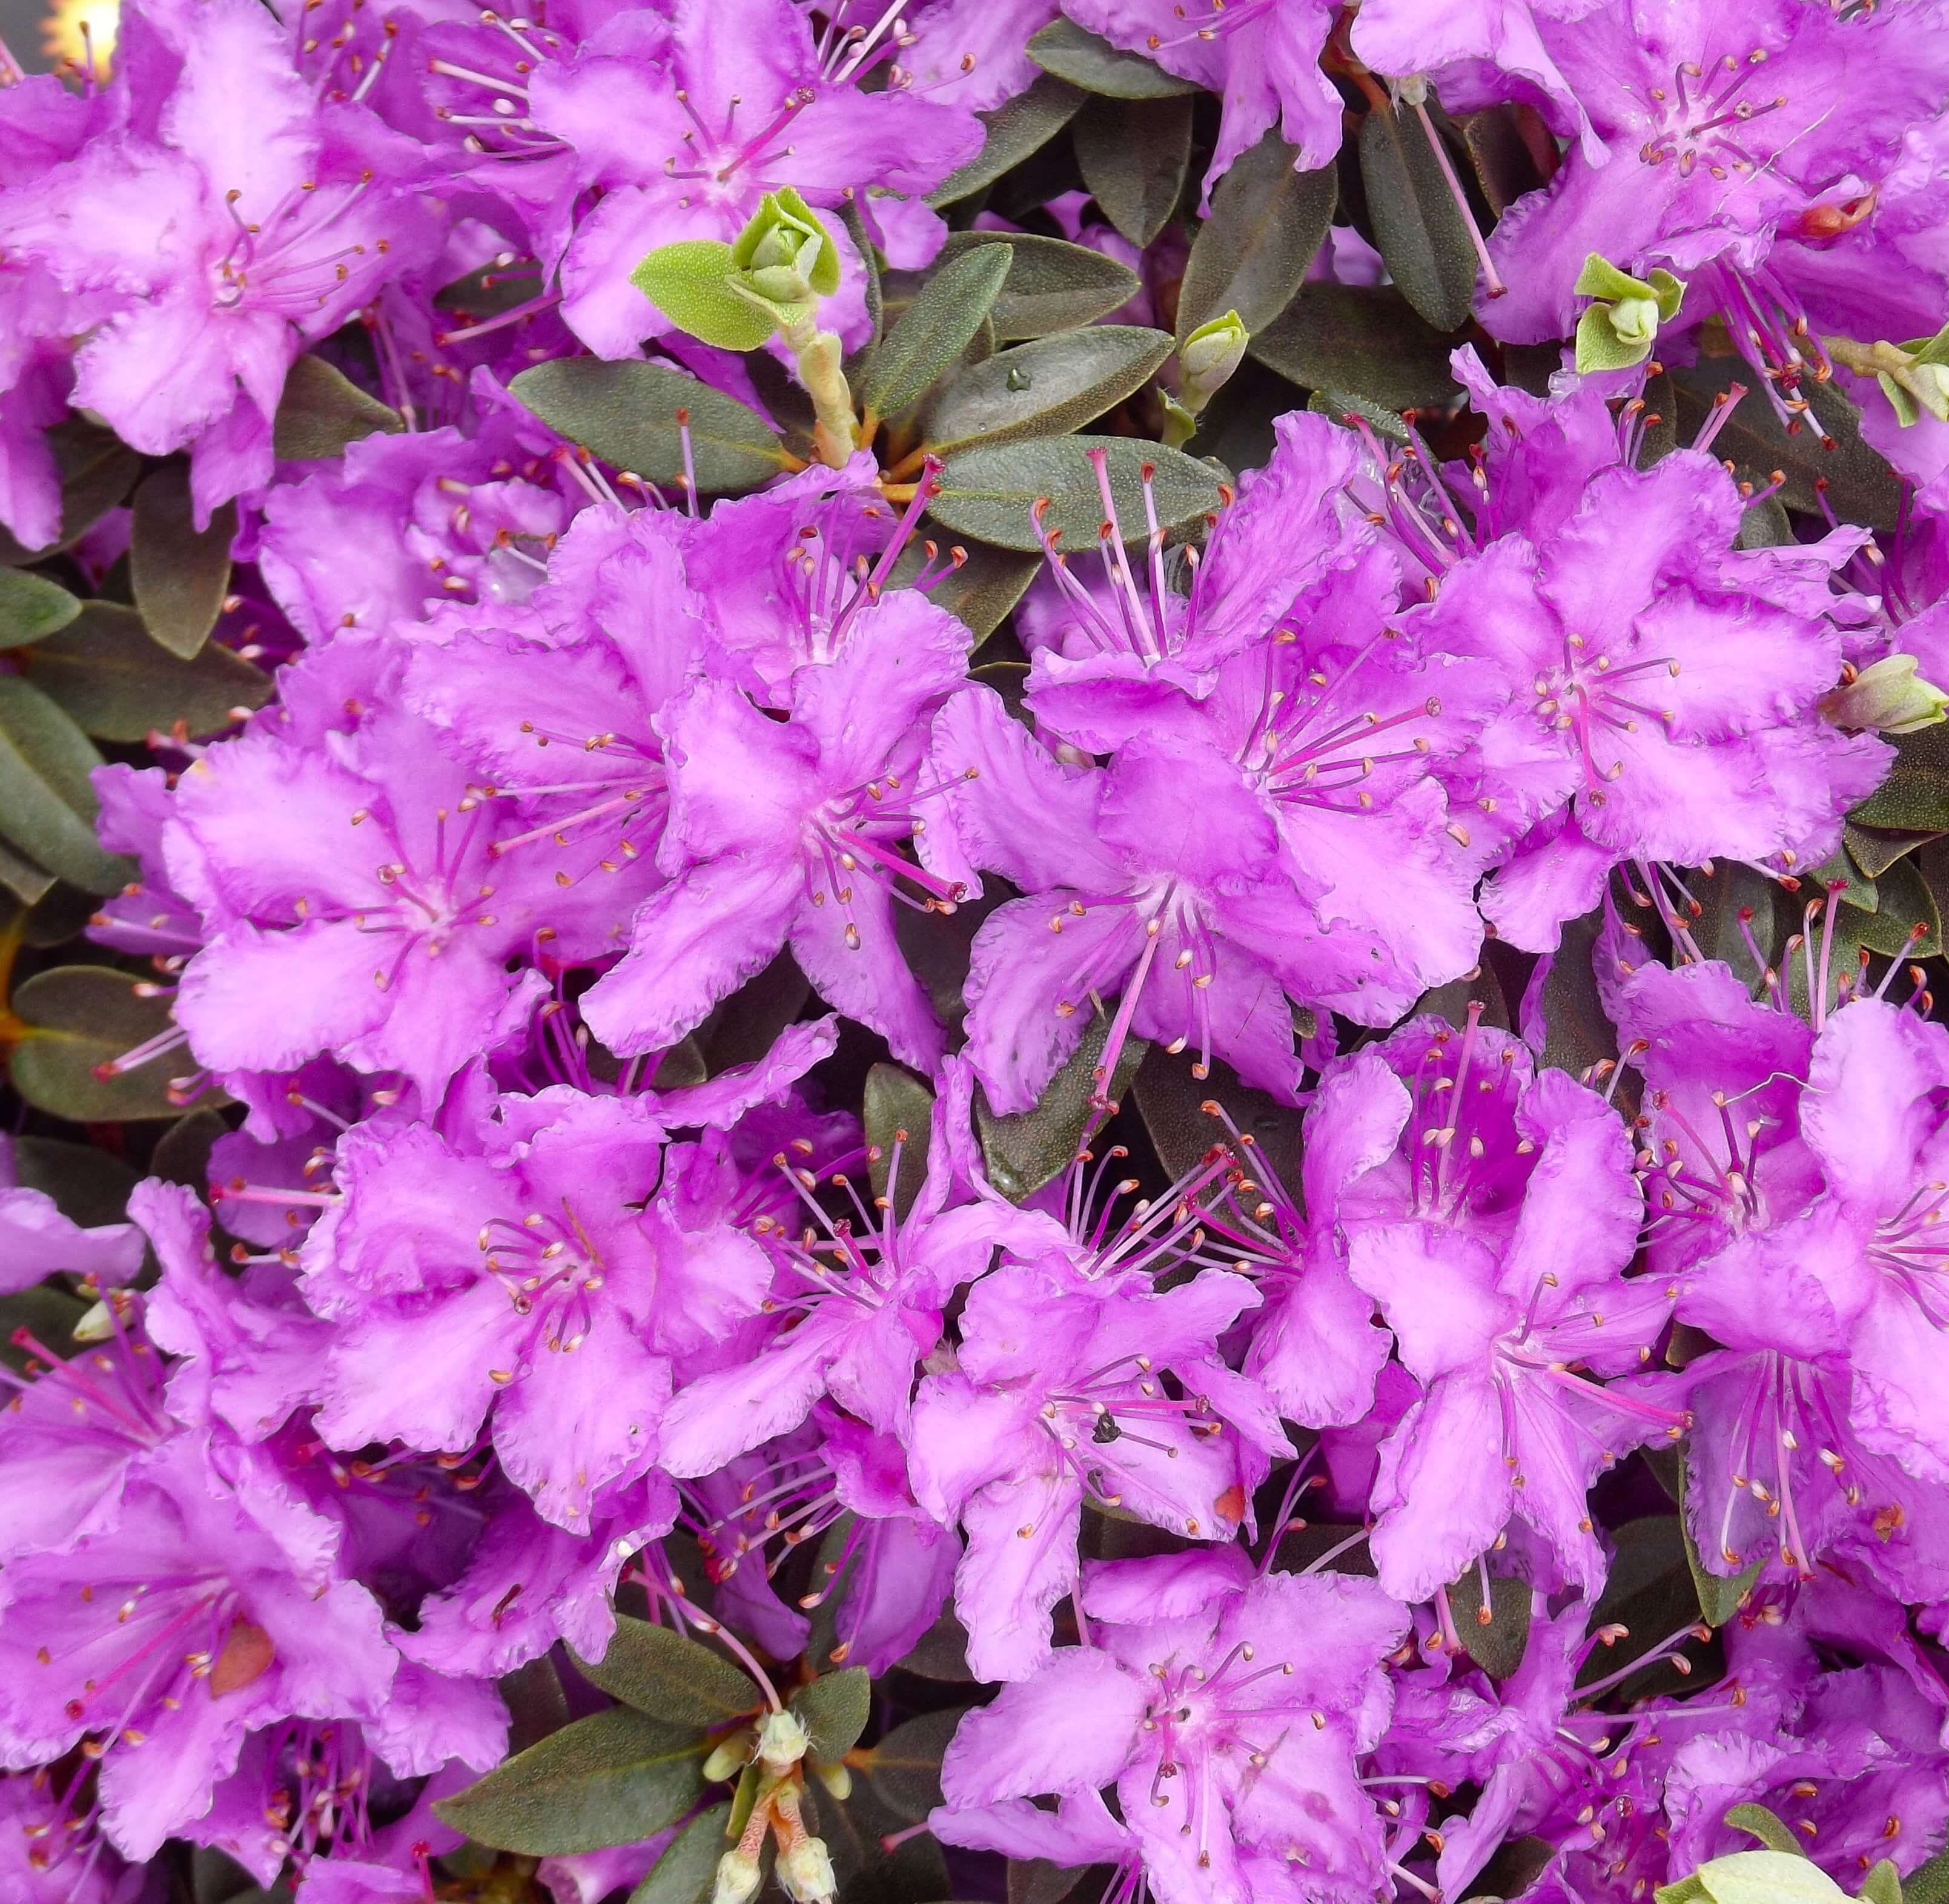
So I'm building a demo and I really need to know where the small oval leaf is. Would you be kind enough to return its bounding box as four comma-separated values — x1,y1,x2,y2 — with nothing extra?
930,73,1087,207
8,966,193,1122
787,1667,872,1762
0,678,131,894
0,421,142,566
630,239,778,352
1250,283,1461,413
1074,93,1193,248
1026,19,1203,98
0,569,81,650
570,1615,763,1726
1357,102,1480,332
272,355,405,460
511,359,789,497
918,326,1174,454
130,462,235,658
935,233,1142,340
887,539,1041,643
863,244,1015,421
976,1019,1150,1202
1176,133,1335,340
864,1063,935,1219
928,434,1222,553
855,1708,966,1823
23,603,269,743
432,1707,708,1857
629,1802,734,1904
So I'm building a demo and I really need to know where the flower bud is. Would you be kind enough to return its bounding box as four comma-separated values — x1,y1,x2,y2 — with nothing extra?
730,187,841,310
1179,309,1249,414
1821,322,1949,426
810,1757,852,1801
713,1848,764,1904
1572,253,1684,372
778,1834,837,1904
756,1708,810,1773
1821,653,1949,734
702,1729,755,1782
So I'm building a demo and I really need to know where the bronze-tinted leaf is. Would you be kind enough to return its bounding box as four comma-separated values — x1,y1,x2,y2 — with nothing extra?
272,355,405,460
130,462,236,659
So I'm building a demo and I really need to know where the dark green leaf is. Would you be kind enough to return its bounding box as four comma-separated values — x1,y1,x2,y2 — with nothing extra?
788,1667,872,1761
838,197,884,363
1133,1045,1301,1201
1905,1846,1949,1904
862,245,1014,421
1177,133,1334,340
12,1134,139,1231
1074,93,1193,248
864,1063,934,1220
501,1653,572,1757
1446,1568,1531,1680
0,677,131,894
935,233,1142,340
0,1283,89,1372
1853,851,1941,958
976,1017,1149,1202
1251,283,1461,412
1848,726,1949,832
1583,1513,1698,1694
929,434,1221,552
433,1707,708,1856
930,73,1087,207
20,878,98,947
22,602,269,742
435,258,548,320
191,1847,263,1904
151,1107,230,1197
130,462,235,658
1358,101,1479,332
1858,1862,1902,1904
1307,386,1410,441
1457,106,1551,216
1845,821,1940,880
919,325,1173,453
0,421,142,566
1672,357,1904,531
1537,905,1618,1088
570,1615,762,1726
1026,18,1203,97
0,839,55,907
896,1605,974,1681
9,965,194,1122
854,1708,965,1823
1009,1864,1088,1904
272,355,405,460
888,539,1041,643
1676,1457,1762,1625
1722,1805,1805,1858
1734,494,1792,550
0,569,81,650
511,359,790,497
629,1803,733,1904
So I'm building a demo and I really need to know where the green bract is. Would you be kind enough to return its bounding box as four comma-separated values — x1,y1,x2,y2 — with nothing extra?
1573,252,1686,372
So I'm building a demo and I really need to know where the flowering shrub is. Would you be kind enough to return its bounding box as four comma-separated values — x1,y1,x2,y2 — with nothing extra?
7,4,1949,1903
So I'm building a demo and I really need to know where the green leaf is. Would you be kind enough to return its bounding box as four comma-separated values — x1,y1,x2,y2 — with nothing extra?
1848,726,1949,831
1858,1862,1903,1904
22,603,270,743
130,462,235,658
0,838,55,908
1575,302,1655,373
0,569,82,650
1133,1045,1302,1202
862,244,1014,421
1446,1568,1532,1680
0,1283,90,1372
934,233,1142,340
854,1708,965,1823
1694,1851,1847,1904
1249,283,1460,413
1074,93,1193,248
511,359,790,497
976,1017,1149,1202
1905,1846,1949,1904
918,325,1173,454
0,421,142,566
151,1107,230,1198
9,965,194,1122
887,539,1041,643
1853,850,1941,958
928,433,1222,553
0,677,132,894
1358,101,1480,332
1672,357,1905,531
864,1063,935,1220
1308,386,1411,441
1537,905,1619,1086
1177,132,1334,340
12,1134,139,1231
435,257,548,320
434,1707,709,1856
1676,1454,1764,1625
570,1616,763,1727
928,73,1087,208
1458,106,1551,216
629,1803,733,1904
1026,18,1203,96
1845,820,1941,880
1655,1878,1713,1904
272,355,405,460
1736,494,1793,550
1722,1806,1805,1858
631,239,779,352
788,1667,872,1762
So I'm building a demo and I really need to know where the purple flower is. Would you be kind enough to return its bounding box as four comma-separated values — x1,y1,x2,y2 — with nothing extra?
0,1133,145,1296
898,0,1064,111
0,1770,139,1904
907,1255,1274,1680
579,580,970,1068
518,0,981,357
0,0,438,521
936,1552,1409,1904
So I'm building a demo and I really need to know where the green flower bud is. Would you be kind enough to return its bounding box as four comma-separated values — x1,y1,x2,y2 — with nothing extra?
1822,321,1949,426
702,1729,755,1783
1821,653,1949,735
730,187,841,310
756,1708,811,1773
713,1848,764,1904
779,1836,838,1904
1572,253,1685,373
1180,308,1249,408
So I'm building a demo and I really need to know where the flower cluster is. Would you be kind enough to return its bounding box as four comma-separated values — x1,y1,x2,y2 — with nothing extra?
7,3,1949,1904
